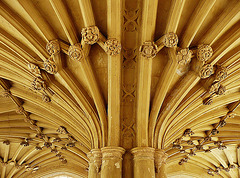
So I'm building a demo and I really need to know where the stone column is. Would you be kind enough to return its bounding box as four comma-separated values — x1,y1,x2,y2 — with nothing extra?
131,147,155,178
101,147,125,178
87,149,102,178
155,149,168,178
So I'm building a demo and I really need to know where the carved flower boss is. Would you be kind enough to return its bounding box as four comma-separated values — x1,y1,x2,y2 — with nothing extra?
44,58,57,74
197,44,213,62
177,48,193,65
139,42,158,58
46,40,60,55
199,64,213,78
81,26,100,45
105,39,121,55
164,32,178,47
68,43,84,61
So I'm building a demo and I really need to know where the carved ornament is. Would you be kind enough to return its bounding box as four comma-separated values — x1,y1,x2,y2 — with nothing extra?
164,32,178,47
44,58,57,74
42,94,51,102
68,43,84,61
215,66,227,82
57,126,68,134
81,26,99,45
199,64,213,78
16,106,25,114
177,48,193,65
28,63,41,76
104,39,121,55
209,81,220,94
197,45,213,62
216,84,226,95
139,42,158,58
87,149,102,173
31,77,46,91
183,128,194,137
46,40,60,55
131,147,155,160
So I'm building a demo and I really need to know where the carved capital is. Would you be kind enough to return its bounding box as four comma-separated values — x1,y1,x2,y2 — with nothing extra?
154,149,168,173
87,149,102,173
139,42,158,58
31,77,46,91
177,48,193,65
164,32,178,47
46,40,60,55
28,63,41,76
215,66,227,82
81,26,99,45
104,39,121,55
44,58,57,74
199,64,213,78
203,96,213,105
101,147,125,160
68,43,84,61
197,44,213,62
131,147,155,160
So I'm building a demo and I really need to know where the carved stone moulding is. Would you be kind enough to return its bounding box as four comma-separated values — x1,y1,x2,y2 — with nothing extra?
209,81,220,94
197,44,213,62
177,48,193,65
68,43,84,61
101,147,125,159
104,39,121,55
164,32,178,48
215,66,227,82
139,42,158,58
31,77,46,91
216,84,226,95
81,26,100,45
28,63,41,76
44,58,57,74
87,149,102,173
199,64,213,78
154,149,168,173
46,39,60,55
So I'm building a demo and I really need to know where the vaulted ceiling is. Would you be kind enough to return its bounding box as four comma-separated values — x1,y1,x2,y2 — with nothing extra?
0,0,240,177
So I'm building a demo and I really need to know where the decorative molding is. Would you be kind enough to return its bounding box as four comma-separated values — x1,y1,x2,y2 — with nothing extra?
196,44,213,62
31,77,47,91
177,48,193,65
87,149,102,173
28,63,41,77
215,66,227,82
68,43,84,61
44,58,58,74
104,39,121,55
131,147,155,160
101,147,125,159
199,64,213,78
163,32,178,48
57,126,68,134
139,42,158,58
46,40,61,55
81,26,100,45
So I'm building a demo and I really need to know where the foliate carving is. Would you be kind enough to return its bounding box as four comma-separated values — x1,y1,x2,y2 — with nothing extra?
226,111,235,118
179,157,189,165
44,142,52,148
177,48,193,65
20,141,29,146
139,42,158,58
46,40,60,55
164,32,178,47
35,146,42,150
68,43,84,61
216,84,226,95
219,120,226,127
28,63,41,76
215,66,227,82
209,81,220,94
60,158,67,164
81,26,99,45
211,129,219,135
31,77,46,91
189,149,196,156
197,45,213,62
104,39,121,55
44,58,57,74
57,126,68,134
42,94,51,103
199,64,213,78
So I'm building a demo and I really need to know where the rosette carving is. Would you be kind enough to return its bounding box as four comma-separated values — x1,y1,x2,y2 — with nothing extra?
139,42,158,58
44,58,57,74
28,63,41,76
68,43,84,61
177,48,193,65
105,39,121,55
31,77,46,91
197,44,213,62
164,32,178,47
215,66,227,82
46,40,60,55
81,26,99,45
199,64,213,78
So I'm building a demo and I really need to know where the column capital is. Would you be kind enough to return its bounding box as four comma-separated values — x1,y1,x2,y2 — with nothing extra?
154,149,168,173
87,148,102,173
101,147,125,159
131,147,155,160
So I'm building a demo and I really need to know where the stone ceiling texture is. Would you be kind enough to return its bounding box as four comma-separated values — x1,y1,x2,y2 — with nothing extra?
0,0,240,177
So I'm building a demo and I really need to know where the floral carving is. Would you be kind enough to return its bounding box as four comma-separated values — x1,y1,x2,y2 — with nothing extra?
44,58,57,74
68,43,84,61
215,66,227,82
28,63,41,76
105,39,121,55
183,128,194,137
44,142,52,148
197,44,213,62
139,42,158,58
164,32,178,47
20,141,29,146
46,40,60,55
31,77,46,91
177,48,193,65
216,84,226,95
81,26,99,45
199,64,213,78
